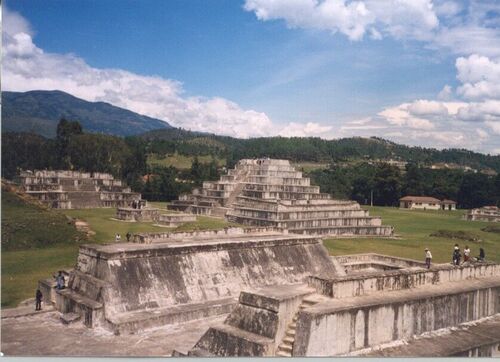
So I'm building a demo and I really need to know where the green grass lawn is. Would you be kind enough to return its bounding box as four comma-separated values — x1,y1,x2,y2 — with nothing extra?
148,153,225,170
325,207,500,264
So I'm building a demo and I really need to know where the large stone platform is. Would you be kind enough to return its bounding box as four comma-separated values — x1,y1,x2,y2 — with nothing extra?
55,229,340,334
188,254,500,357
17,170,141,209
169,159,393,237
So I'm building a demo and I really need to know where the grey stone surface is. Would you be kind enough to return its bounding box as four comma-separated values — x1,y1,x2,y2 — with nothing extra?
57,230,338,333
1,311,227,356
360,315,500,357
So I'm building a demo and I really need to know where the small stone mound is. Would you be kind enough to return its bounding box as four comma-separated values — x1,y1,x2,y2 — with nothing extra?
481,225,500,234
430,229,482,243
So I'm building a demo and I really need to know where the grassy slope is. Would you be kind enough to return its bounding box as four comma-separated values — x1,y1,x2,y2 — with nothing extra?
1,189,85,307
148,153,226,170
1,189,83,250
325,207,500,264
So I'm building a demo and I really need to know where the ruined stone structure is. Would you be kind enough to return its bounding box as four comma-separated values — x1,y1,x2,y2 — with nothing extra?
156,213,196,227
188,253,500,357
466,206,500,222
18,170,140,209
53,228,341,334
169,159,393,237
43,224,500,357
115,207,160,222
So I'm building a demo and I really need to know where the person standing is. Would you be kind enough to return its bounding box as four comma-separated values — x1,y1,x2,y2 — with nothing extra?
55,271,65,290
452,244,461,266
35,289,43,311
126,232,131,242
425,248,432,269
479,247,485,262
463,245,471,262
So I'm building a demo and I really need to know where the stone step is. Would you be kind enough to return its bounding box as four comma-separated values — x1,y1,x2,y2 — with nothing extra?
278,344,293,353
292,316,298,322
276,350,292,357
286,329,296,337
288,322,297,329
283,336,295,344
61,312,81,324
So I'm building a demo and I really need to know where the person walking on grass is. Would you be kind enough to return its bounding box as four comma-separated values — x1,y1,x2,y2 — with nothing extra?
425,248,432,269
35,289,43,311
464,245,471,263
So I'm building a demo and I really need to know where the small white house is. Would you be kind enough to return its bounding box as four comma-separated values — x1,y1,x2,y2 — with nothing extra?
399,196,457,210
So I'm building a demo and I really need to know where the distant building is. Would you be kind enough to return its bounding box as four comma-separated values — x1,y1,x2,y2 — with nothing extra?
399,196,456,210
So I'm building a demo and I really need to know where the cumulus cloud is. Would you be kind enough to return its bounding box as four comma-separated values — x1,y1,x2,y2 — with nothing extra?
456,55,500,100
244,0,438,41
2,7,285,139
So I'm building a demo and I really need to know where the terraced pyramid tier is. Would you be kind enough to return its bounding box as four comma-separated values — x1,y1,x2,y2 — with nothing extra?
169,159,393,237
18,170,141,209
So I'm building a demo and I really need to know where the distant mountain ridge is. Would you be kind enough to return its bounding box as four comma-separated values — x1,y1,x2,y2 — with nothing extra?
2,90,172,137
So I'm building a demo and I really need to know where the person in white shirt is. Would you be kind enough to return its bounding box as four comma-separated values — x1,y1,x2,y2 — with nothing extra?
464,245,471,262
425,248,432,269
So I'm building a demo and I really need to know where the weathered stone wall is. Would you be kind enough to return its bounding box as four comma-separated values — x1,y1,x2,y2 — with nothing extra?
132,226,285,243
293,278,500,356
309,261,500,298
73,234,338,323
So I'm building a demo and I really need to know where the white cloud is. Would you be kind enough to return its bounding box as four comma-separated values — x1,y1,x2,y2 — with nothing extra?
408,100,448,116
244,0,438,41
2,7,282,139
456,54,500,100
486,121,500,135
437,85,453,100
476,128,489,139
279,122,333,137
378,103,435,129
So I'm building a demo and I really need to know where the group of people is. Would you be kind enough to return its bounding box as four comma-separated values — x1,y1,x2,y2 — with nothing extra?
35,271,66,311
452,244,485,265
115,232,132,242
424,244,486,269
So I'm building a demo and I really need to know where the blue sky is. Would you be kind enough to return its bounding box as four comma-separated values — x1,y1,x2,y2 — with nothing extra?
3,0,500,153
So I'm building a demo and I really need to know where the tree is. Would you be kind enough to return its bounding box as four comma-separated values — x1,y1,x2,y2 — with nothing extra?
373,164,402,206
56,118,83,169
403,163,424,196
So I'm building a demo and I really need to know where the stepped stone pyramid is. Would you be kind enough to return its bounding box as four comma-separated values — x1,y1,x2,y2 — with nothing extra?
18,170,141,209
169,159,393,237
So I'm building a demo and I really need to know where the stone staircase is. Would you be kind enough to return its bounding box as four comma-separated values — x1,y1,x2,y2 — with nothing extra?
276,297,319,357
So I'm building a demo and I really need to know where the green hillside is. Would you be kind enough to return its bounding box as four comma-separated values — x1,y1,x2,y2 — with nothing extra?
2,90,172,137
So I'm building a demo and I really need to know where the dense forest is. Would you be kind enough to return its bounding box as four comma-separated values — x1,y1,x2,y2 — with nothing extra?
2,120,500,208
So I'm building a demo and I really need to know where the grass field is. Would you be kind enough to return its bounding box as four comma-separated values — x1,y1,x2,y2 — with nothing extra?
148,153,226,170
1,200,238,308
291,162,330,172
325,207,500,264
2,200,499,308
